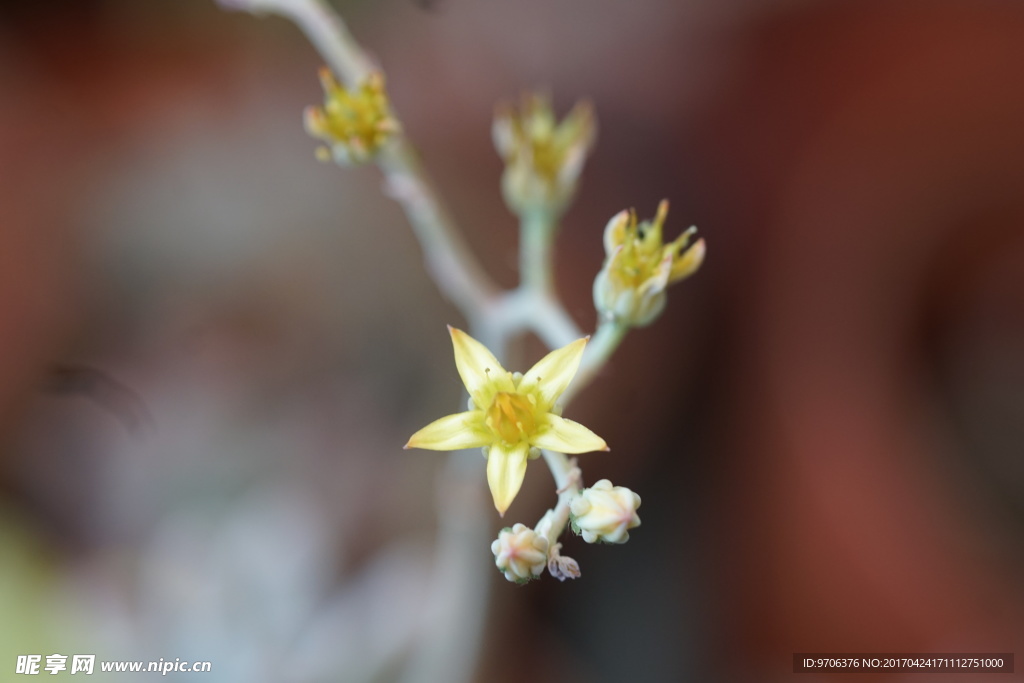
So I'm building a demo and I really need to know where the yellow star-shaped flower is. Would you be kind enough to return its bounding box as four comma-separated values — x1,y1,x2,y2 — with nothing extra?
406,327,608,516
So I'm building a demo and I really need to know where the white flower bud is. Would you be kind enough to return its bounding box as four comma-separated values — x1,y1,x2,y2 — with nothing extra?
491,523,549,584
569,479,641,544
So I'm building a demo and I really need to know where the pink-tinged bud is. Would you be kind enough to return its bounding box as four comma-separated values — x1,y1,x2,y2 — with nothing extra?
491,523,549,584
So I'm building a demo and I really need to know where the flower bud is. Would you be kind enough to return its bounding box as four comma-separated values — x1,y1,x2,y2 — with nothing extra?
493,94,596,216
491,523,549,584
304,68,400,165
569,479,641,544
593,201,705,327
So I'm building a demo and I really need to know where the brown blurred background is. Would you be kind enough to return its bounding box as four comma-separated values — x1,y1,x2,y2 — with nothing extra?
2,0,1024,681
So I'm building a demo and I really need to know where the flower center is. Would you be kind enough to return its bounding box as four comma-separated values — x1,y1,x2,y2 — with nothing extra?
485,392,537,445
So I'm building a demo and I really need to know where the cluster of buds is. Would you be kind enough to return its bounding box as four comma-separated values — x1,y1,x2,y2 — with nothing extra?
593,200,705,327
489,478,641,584
304,68,400,164
492,94,596,217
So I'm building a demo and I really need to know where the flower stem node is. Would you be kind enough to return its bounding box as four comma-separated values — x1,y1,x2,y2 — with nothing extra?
492,523,549,584
304,68,400,165
405,327,608,516
593,201,706,327
493,93,596,217
569,479,642,544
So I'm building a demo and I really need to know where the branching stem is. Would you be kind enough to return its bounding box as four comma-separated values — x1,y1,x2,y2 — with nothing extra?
217,0,635,678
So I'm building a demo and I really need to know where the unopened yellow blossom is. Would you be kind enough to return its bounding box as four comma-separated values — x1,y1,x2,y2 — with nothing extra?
406,327,608,516
593,200,705,327
304,68,399,164
492,93,596,215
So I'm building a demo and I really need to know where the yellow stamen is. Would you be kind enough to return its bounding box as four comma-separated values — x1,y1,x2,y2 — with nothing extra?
486,392,537,445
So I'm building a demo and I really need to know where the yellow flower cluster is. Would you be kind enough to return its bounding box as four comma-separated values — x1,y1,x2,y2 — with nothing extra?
492,94,596,215
593,200,705,327
304,68,399,164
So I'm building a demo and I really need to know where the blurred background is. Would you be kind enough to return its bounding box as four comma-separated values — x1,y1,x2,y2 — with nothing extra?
2,0,1024,681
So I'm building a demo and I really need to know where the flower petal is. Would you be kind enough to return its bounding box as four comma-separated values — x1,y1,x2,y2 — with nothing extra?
643,199,669,246
669,237,705,283
486,442,530,516
639,252,673,298
518,337,587,410
602,210,630,255
406,411,492,451
449,326,514,406
532,414,608,453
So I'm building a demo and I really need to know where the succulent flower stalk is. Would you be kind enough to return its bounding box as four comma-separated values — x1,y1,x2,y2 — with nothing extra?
406,327,608,516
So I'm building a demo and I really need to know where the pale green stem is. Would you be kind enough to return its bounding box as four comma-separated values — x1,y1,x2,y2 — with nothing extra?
519,209,555,295
516,208,588,347
218,0,374,84
476,208,583,348
527,295,584,349
562,318,629,404
378,144,498,323
483,289,582,351
536,450,580,549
